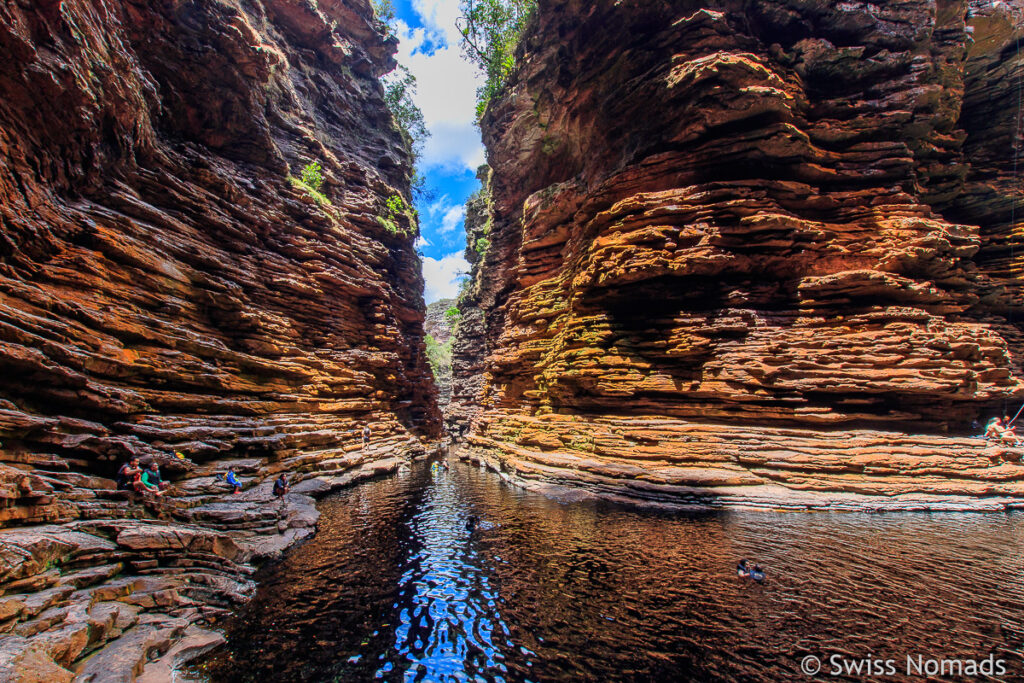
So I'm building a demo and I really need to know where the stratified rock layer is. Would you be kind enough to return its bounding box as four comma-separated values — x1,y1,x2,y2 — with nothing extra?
0,0,439,678
450,0,1024,509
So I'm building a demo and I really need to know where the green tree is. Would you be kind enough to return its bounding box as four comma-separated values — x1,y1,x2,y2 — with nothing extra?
383,65,429,163
424,333,453,382
457,0,536,119
371,0,396,29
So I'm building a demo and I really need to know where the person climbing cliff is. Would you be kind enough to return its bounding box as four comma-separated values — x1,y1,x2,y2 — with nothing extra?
116,457,142,490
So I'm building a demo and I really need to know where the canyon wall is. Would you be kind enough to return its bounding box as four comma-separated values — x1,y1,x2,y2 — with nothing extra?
450,0,1024,510
424,298,454,407
0,0,439,678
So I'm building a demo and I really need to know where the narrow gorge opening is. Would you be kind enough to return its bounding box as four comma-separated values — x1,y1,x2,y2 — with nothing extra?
1,1,1023,681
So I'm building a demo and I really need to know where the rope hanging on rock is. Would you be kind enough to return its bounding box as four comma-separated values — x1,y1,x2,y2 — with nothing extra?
1008,402,1024,427
1001,8,1022,419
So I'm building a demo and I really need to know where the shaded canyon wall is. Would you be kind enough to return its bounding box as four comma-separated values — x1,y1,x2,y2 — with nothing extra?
450,0,1024,510
0,0,440,678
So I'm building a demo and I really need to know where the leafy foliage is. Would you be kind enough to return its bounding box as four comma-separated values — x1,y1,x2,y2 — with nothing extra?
444,306,461,324
378,193,417,236
457,275,474,304
475,236,491,256
383,65,429,162
371,0,396,27
425,333,453,384
457,0,536,120
300,161,323,192
288,161,331,206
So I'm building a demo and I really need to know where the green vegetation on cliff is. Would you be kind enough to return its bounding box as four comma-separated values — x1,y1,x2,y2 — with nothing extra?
383,65,428,162
457,0,536,119
288,161,331,206
378,193,417,236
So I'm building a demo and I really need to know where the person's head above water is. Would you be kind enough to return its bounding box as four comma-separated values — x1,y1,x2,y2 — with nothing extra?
739,559,748,567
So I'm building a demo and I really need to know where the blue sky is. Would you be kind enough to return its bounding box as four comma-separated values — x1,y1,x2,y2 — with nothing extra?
386,0,483,303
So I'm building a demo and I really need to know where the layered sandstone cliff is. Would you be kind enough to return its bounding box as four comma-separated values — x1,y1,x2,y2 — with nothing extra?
450,0,1024,510
0,0,439,678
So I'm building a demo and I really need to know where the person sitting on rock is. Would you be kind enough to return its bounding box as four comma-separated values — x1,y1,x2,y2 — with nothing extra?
986,417,1022,446
142,462,170,493
1000,424,1023,447
225,467,242,494
133,467,162,497
116,457,142,491
273,473,289,498
986,417,1006,439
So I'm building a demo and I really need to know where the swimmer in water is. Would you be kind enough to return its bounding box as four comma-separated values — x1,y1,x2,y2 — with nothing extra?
750,564,766,582
466,515,478,532
737,559,750,579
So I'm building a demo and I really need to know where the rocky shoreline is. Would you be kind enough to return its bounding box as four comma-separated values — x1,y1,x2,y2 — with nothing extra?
456,437,1024,513
0,436,437,682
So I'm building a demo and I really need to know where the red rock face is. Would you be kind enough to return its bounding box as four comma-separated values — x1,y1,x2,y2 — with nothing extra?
450,0,1024,509
0,0,439,676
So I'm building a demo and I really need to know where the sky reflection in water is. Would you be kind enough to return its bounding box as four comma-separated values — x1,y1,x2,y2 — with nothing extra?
196,460,1024,682
383,464,510,681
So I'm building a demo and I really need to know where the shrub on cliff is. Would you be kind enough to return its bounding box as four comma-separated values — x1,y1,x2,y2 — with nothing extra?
378,193,417,236
288,161,331,207
457,0,536,120
383,65,428,162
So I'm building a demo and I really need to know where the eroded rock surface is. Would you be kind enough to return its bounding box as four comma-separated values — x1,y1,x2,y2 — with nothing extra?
449,0,1024,509
0,0,439,677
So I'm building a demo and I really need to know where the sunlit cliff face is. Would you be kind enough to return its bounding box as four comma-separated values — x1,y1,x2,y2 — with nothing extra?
449,0,1024,507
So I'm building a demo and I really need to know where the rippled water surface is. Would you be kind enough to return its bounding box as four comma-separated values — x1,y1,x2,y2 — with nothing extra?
194,460,1024,681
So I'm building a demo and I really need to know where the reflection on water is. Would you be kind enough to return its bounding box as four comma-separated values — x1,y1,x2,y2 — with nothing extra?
195,460,1024,682
385,464,509,680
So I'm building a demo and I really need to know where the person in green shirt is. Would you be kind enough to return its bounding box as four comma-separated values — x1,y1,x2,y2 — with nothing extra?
141,462,169,495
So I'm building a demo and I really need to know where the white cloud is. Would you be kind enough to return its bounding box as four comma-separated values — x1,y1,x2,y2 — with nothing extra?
415,234,432,249
441,205,465,234
426,194,451,215
393,10,485,172
411,0,463,45
422,251,470,303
